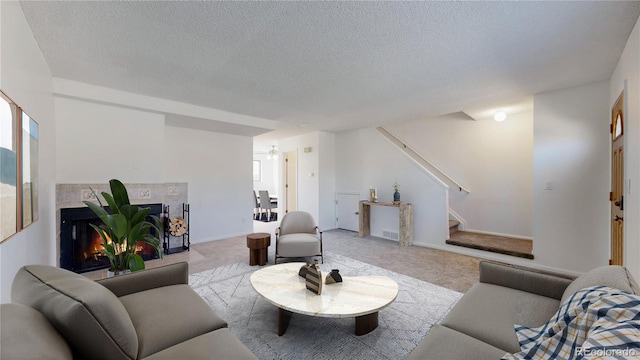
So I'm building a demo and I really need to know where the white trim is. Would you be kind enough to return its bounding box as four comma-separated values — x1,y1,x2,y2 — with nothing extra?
413,241,583,277
445,190,451,240
464,229,533,241
448,209,467,231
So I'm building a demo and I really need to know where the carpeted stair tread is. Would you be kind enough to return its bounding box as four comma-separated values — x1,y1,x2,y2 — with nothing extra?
448,220,460,235
446,231,533,259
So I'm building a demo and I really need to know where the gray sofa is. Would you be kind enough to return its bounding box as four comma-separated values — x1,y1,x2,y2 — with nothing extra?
1,262,256,360
408,261,640,359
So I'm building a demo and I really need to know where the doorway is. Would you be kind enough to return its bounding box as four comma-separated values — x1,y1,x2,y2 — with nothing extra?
610,91,624,265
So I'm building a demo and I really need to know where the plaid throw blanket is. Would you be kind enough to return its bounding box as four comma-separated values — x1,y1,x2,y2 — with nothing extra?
502,286,640,360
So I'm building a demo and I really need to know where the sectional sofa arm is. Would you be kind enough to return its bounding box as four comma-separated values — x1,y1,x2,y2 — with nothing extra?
479,261,574,300
97,262,189,297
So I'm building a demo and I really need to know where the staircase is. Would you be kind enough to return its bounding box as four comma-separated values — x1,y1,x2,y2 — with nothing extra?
377,127,534,260
449,220,460,235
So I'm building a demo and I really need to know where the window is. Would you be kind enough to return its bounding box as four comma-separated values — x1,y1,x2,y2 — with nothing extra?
613,111,623,139
1,93,18,241
0,90,39,242
253,160,261,182
22,110,39,227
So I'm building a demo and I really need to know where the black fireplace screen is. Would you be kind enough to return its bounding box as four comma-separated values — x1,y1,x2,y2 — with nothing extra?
60,204,162,273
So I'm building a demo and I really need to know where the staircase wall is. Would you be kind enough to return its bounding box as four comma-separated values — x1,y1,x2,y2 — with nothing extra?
335,128,448,246
385,111,534,238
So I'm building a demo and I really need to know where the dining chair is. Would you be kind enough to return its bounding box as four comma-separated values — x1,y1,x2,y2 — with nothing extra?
253,190,261,220
259,190,277,222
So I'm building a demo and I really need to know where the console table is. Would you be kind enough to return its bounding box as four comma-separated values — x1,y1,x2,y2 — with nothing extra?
359,201,413,246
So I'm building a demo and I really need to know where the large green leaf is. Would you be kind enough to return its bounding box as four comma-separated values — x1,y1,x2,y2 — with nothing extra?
105,213,128,242
109,179,130,207
130,207,150,226
83,201,110,224
102,192,119,216
128,222,146,245
128,253,145,272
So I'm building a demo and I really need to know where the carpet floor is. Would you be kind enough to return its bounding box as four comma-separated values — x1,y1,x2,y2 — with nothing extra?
189,252,462,360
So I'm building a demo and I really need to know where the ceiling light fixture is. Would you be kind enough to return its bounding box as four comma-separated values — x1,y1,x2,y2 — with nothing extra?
494,111,507,122
266,145,278,160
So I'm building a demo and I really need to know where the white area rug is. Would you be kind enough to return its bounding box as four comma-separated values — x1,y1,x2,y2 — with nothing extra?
189,252,462,360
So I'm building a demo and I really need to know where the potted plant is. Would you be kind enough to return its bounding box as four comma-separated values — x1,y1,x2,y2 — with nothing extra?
83,179,162,275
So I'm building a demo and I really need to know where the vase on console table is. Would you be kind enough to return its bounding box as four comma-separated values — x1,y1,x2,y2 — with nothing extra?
393,181,400,204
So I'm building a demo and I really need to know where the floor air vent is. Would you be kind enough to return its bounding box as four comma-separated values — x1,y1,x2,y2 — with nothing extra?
382,230,399,241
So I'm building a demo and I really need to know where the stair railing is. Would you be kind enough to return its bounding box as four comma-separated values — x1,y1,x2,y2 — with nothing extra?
376,127,470,193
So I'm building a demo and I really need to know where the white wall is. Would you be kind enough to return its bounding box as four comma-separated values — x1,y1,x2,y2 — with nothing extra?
55,97,164,183
611,16,640,280
338,83,611,277
0,2,56,303
55,95,254,243
335,128,448,245
318,132,336,231
533,81,610,273
164,126,253,242
386,111,534,238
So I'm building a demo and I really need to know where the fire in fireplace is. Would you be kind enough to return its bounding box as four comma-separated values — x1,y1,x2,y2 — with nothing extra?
60,204,162,273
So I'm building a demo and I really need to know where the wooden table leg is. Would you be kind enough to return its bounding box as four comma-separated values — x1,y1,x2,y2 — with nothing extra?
355,312,378,336
249,249,258,266
278,308,292,336
257,248,267,266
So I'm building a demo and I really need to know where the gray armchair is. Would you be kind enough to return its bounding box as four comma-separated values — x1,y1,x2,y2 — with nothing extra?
275,211,323,264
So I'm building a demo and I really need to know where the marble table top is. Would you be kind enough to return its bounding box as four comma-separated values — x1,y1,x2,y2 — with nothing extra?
250,262,399,318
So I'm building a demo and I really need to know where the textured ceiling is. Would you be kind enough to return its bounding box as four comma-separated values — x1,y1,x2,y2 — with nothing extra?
19,1,640,141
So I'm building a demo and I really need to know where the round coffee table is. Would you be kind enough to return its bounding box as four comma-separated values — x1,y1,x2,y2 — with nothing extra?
249,262,398,336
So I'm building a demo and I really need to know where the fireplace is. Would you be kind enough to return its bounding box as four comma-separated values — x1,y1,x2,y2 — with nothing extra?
60,203,162,273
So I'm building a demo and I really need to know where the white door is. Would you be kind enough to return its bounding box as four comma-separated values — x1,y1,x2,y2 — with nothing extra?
336,193,360,232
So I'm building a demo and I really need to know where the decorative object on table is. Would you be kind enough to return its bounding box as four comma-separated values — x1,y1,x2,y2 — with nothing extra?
299,263,311,278
169,216,188,236
305,259,322,295
325,269,343,284
393,181,401,204
82,179,162,274
369,186,376,202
